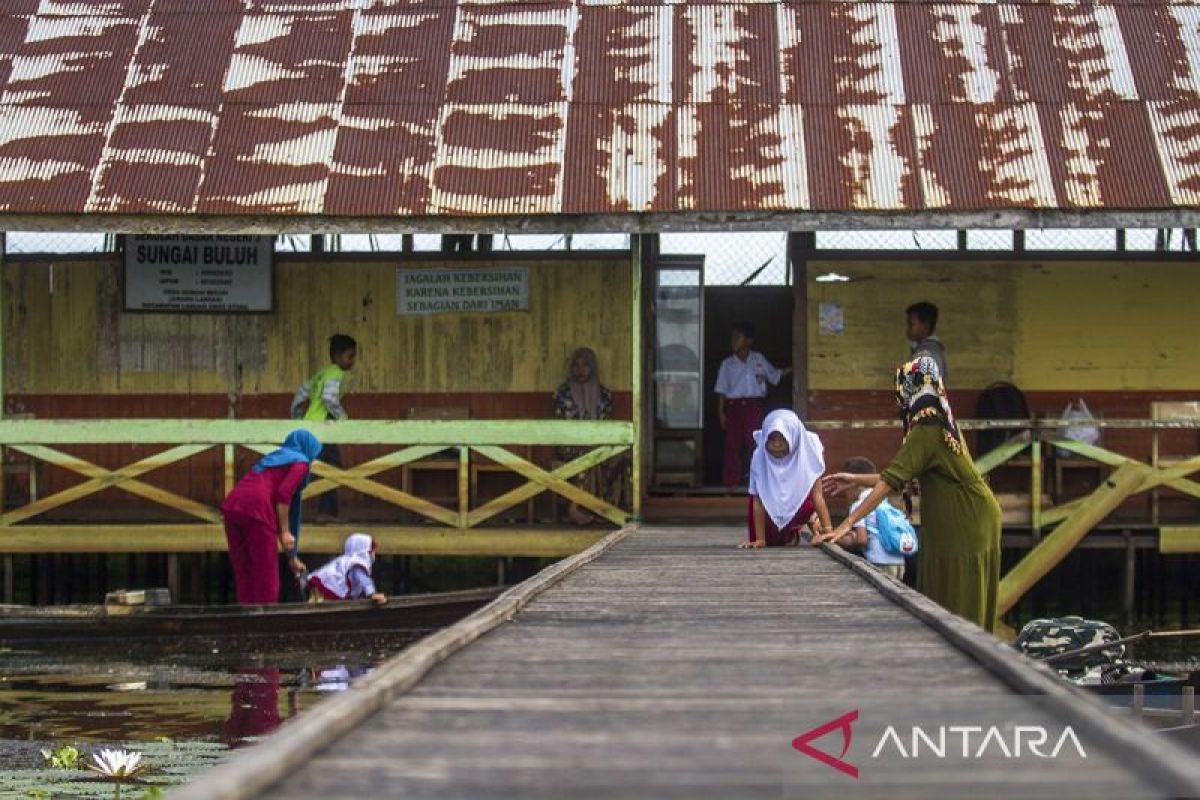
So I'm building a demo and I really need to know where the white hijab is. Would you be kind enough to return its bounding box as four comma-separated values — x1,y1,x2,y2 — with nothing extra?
749,410,825,529
309,533,375,599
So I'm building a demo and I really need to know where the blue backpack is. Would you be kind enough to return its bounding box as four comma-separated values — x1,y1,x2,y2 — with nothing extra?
874,502,918,557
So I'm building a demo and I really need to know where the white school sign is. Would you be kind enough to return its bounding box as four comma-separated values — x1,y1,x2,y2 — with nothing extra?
397,267,529,316
125,235,273,312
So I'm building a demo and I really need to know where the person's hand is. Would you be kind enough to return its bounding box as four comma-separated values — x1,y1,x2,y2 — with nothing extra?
809,514,824,539
821,473,856,496
737,539,765,549
812,522,850,545
370,592,388,606
289,556,306,576
279,531,296,551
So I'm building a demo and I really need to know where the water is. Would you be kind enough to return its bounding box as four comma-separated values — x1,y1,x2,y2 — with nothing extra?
0,633,422,799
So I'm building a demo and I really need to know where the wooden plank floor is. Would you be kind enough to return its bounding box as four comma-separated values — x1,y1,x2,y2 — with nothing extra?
259,527,1170,799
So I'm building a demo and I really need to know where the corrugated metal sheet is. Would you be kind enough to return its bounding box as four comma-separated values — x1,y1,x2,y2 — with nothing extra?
0,0,1198,218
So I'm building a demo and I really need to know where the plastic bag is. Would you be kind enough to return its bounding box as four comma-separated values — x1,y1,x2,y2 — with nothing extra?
1060,398,1099,455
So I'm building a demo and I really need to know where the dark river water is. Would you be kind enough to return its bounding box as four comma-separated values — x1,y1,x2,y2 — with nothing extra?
0,632,422,798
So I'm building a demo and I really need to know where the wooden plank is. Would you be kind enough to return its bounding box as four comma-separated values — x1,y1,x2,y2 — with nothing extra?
1160,526,1200,554
630,236,644,519
1039,452,1200,527
171,524,639,800
1,444,218,525
0,525,606,556
458,446,469,529
242,449,460,527
178,526,1197,800
245,444,452,499
0,419,635,447
5,207,1200,235
973,437,1029,476
998,463,1150,615
1030,439,1043,536
470,445,628,527
466,446,629,528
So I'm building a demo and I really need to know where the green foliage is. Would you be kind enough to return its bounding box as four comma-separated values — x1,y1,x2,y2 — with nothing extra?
40,745,82,769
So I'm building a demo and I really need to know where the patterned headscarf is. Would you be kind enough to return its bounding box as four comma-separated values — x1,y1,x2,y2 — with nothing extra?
895,356,963,455
567,347,601,419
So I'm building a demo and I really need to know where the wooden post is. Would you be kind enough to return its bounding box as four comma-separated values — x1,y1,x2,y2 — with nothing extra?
2,554,11,603
224,444,235,497
458,446,469,529
998,463,1150,615
1123,531,1136,626
788,232,812,419
1030,439,1042,539
167,553,180,601
630,234,653,520
1132,683,1145,721
1182,686,1195,725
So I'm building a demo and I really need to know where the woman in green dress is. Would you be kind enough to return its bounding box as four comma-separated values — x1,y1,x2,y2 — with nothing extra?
817,357,1002,632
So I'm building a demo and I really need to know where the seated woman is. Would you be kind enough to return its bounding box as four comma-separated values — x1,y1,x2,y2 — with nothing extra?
553,347,630,525
741,409,832,548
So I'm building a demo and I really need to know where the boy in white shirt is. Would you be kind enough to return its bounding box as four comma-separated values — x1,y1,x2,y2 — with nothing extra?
829,457,906,580
714,323,790,488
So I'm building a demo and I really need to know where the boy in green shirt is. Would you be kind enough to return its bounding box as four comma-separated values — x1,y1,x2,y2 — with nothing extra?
290,334,357,521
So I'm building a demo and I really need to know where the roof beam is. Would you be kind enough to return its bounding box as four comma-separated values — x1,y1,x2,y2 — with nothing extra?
3,210,1200,235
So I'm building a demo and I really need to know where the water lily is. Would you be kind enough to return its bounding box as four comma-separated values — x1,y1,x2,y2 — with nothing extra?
87,748,145,779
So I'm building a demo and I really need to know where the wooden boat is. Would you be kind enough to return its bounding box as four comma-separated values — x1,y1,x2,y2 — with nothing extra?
0,587,502,642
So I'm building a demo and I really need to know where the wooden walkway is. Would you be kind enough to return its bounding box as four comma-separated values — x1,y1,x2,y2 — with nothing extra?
181,526,1200,799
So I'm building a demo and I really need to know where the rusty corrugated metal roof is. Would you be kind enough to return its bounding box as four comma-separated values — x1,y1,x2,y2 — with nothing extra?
0,0,1197,219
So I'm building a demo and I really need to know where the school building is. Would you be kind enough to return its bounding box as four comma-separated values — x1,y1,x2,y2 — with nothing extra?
0,2,1196,615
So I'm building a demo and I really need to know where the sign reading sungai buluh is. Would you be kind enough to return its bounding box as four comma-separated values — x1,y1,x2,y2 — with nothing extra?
124,235,273,312
396,267,530,316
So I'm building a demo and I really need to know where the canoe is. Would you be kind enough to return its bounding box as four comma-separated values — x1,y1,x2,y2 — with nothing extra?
0,587,502,642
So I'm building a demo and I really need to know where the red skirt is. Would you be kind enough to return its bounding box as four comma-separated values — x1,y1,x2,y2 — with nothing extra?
747,495,816,546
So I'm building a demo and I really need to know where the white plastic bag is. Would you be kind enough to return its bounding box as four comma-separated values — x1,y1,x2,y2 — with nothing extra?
1061,399,1100,448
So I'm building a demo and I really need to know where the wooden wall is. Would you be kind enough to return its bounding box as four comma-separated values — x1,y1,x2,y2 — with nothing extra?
806,258,1198,393
4,254,633,400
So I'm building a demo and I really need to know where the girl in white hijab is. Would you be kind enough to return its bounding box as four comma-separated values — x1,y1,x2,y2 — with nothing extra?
740,409,832,549
304,533,387,604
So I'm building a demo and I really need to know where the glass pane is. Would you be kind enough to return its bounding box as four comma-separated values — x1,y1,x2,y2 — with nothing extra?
655,261,703,429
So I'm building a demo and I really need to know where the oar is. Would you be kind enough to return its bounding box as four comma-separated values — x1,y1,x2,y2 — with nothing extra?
1038,629,1200,667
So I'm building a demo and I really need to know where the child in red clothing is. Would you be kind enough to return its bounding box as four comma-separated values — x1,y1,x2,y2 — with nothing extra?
221,429,322,604
740,409,831,548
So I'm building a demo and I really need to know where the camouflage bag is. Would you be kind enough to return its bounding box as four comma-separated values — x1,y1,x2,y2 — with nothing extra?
1013,615,1124,671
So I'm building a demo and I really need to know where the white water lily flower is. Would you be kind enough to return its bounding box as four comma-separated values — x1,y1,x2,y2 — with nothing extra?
87,749,145,779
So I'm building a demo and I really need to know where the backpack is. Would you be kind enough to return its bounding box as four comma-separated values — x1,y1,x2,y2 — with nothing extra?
874,501,918,557
975,381,1030,455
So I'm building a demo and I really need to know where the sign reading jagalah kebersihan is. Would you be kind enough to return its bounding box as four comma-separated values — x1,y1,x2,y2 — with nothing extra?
396,267,529,316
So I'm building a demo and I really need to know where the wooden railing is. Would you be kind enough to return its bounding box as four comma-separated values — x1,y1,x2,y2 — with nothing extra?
0,419,635,557
809,417,1200,615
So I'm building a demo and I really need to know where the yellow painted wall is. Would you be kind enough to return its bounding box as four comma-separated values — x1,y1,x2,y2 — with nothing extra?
4,256,632,395
808,259,1197,391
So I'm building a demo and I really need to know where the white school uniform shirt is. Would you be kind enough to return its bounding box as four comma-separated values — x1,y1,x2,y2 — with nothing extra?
714,351,781,399
850,488,905,566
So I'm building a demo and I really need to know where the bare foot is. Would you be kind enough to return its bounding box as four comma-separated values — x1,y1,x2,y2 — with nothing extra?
737,540,765,549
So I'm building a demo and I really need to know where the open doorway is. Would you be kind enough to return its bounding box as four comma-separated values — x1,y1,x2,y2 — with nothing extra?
701,287,794,487
649,267,794,492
